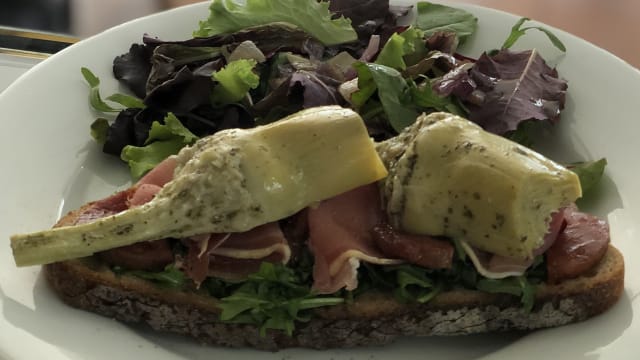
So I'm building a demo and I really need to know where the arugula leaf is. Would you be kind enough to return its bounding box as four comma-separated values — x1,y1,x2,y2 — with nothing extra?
502,17,566,52
393,265,441,303
90,118,110,144
81,67,119,113
504,120,548,148
194,0,357,46
211,59,260,105
114,264,186,289
218,262,343,336
358,264,442,304
415,2,478,42
567,158,607,195
476,276,536,312
105,93,146,109
409,78,465,116
81,67,144,113
352,62,419,133
121,113,198,179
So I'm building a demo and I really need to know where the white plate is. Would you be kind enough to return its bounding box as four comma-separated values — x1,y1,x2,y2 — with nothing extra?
1,1,639,359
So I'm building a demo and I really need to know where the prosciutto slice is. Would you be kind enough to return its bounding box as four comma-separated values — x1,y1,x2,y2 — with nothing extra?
308,183,402,294
546,205,610,283
84,158,179,269
461,210,566,279
183,222,291,285
461,206,610,283
76,156,177,223
73,188,134,225
371,222,454,269
127,156,177,206
69,157,290,283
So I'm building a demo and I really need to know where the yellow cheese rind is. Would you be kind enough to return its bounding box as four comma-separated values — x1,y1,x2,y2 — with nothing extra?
11,106,387,267
378,112,581,259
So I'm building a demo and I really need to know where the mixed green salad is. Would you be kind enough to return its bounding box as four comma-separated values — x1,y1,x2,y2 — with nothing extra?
82,0,607,335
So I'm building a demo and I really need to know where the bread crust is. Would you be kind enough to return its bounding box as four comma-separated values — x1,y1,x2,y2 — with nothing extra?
44,244,624,350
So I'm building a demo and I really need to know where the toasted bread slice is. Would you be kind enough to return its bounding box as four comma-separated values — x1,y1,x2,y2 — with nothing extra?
43,201,625,350
44,245,623,350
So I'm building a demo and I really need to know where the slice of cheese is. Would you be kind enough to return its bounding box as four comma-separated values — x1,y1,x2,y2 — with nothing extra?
12,106,387,266
377,112,581,259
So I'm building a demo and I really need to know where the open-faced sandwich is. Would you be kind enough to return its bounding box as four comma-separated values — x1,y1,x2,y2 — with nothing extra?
10,106,623,351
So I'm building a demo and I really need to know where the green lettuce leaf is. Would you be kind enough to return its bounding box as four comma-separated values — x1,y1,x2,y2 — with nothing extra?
211,59,260,105
375,27,425,70
415,2,477,42
352,62,419,133
567,158,607,195
409,79,465,115
121,113,198,179
194,0,357,46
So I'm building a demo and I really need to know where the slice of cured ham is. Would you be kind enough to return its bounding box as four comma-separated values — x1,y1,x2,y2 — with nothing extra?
136,156,177,187
76,156,177,224
183,222,291,284
546,205,610,283
79,158,179,270
70,157,291,283
461,206,610,283
127,156,177,207
371,222,454,269
308,183,402,294
460,240,533,279
461,211,566,279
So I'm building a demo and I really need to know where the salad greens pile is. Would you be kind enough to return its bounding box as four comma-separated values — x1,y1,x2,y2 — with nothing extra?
86,0,579,178
85,0,608,335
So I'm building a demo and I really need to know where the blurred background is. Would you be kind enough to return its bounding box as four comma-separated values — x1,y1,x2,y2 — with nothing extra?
0,0,195,37
0,0,637,68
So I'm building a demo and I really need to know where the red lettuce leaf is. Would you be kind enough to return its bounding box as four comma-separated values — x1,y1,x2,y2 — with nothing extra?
144,61,222,114
143,24,324,60
102,107,163,156
253,70,344,121
113,44,152,99
329,0,411,41
467,48,567,134
328,0,411,59
113,25,325,100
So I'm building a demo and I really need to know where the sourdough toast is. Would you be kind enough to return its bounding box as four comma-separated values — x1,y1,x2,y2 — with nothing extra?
43,198,625,350
44,245,624,350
